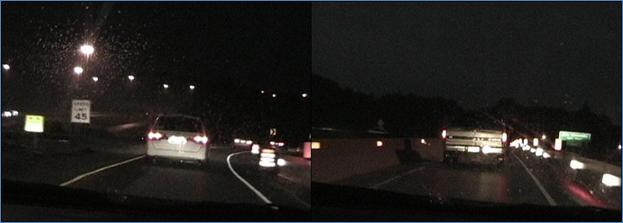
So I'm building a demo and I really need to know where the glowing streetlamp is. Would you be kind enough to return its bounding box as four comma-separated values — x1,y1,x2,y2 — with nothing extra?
189,85,196,91
80,44,94,57
128,75,135,81
2,64,9,71
302,93,308,98
162,84,169,89
73,66,84,75
272,93,277,98
92,76,99,82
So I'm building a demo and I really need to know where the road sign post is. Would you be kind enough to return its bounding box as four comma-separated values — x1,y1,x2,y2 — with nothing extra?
24,115,44,151
71,100,91,124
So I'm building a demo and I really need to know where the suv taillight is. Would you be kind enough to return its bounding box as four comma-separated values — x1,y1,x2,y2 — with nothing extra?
191,135,208,144
147,131,165,140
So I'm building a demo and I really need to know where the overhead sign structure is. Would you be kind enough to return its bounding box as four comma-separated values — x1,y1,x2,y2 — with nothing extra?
24,115,44,133
71,100,91,124
559,131,591,141
559,131,591,147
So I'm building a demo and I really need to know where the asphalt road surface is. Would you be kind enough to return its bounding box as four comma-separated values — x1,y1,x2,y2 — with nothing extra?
2,137,310,210
336,149,620,210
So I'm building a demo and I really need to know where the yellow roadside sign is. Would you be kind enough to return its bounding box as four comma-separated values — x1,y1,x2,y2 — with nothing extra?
24,115,44,133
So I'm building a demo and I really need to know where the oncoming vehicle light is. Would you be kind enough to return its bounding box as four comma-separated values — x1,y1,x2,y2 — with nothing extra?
570,160,585,170
245,140,253,145
530,148,536,153
2,111,12,118
420,139,427,144
542,152,551,159
533,138,539,147
601,173,621,187
501,132,508,143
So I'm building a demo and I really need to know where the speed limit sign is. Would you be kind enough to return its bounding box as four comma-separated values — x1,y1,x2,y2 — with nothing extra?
71,100,91,124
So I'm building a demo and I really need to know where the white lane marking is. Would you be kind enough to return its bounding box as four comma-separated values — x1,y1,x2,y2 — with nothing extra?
226,151,272,205
277,173,311,209
510,151,557,206
59,155,145,187
371,166,425,189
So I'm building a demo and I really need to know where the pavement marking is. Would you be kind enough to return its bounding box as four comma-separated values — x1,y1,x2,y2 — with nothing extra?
371,166,426,189
226,151,273,205
510,151,558,206
277,173,311,209
59,155,145,187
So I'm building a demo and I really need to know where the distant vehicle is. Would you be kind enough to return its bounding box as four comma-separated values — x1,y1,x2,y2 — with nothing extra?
146,114,210,166
442,128,507,167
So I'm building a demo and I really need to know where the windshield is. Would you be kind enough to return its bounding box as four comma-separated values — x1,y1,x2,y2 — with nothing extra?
2,2,311,218
154,116,203,132
312,2,621,214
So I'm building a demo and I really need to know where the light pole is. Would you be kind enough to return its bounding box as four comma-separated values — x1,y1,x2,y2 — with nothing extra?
80,44,94,58
73,66,84,75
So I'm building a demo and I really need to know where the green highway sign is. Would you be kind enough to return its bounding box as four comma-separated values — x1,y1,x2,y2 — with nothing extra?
559,131,591,142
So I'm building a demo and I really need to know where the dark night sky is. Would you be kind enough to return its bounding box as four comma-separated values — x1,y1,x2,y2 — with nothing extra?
313,3,621,124
2,2,310,112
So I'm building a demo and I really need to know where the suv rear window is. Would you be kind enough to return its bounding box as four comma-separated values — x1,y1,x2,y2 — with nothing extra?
154,116,203,132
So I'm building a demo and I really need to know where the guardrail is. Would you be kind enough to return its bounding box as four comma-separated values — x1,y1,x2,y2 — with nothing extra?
510,145,621,209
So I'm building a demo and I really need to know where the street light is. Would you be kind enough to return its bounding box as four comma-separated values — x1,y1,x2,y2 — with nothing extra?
302,93,308,98
128,75,135,81
2,64,9,71
73,66,84,75
189,85,196,90
162,84,169,89
91,76,99,82
272,93,277,98
260,90,265,94
80,44,94,57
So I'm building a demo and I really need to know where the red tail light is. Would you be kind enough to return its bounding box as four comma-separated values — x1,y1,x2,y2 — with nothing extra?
147,131,166,140
191,135,208,144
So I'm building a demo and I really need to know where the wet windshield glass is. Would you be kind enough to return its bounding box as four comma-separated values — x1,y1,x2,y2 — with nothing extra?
154,117,202,132
2,2,311,214
311,2,621,212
